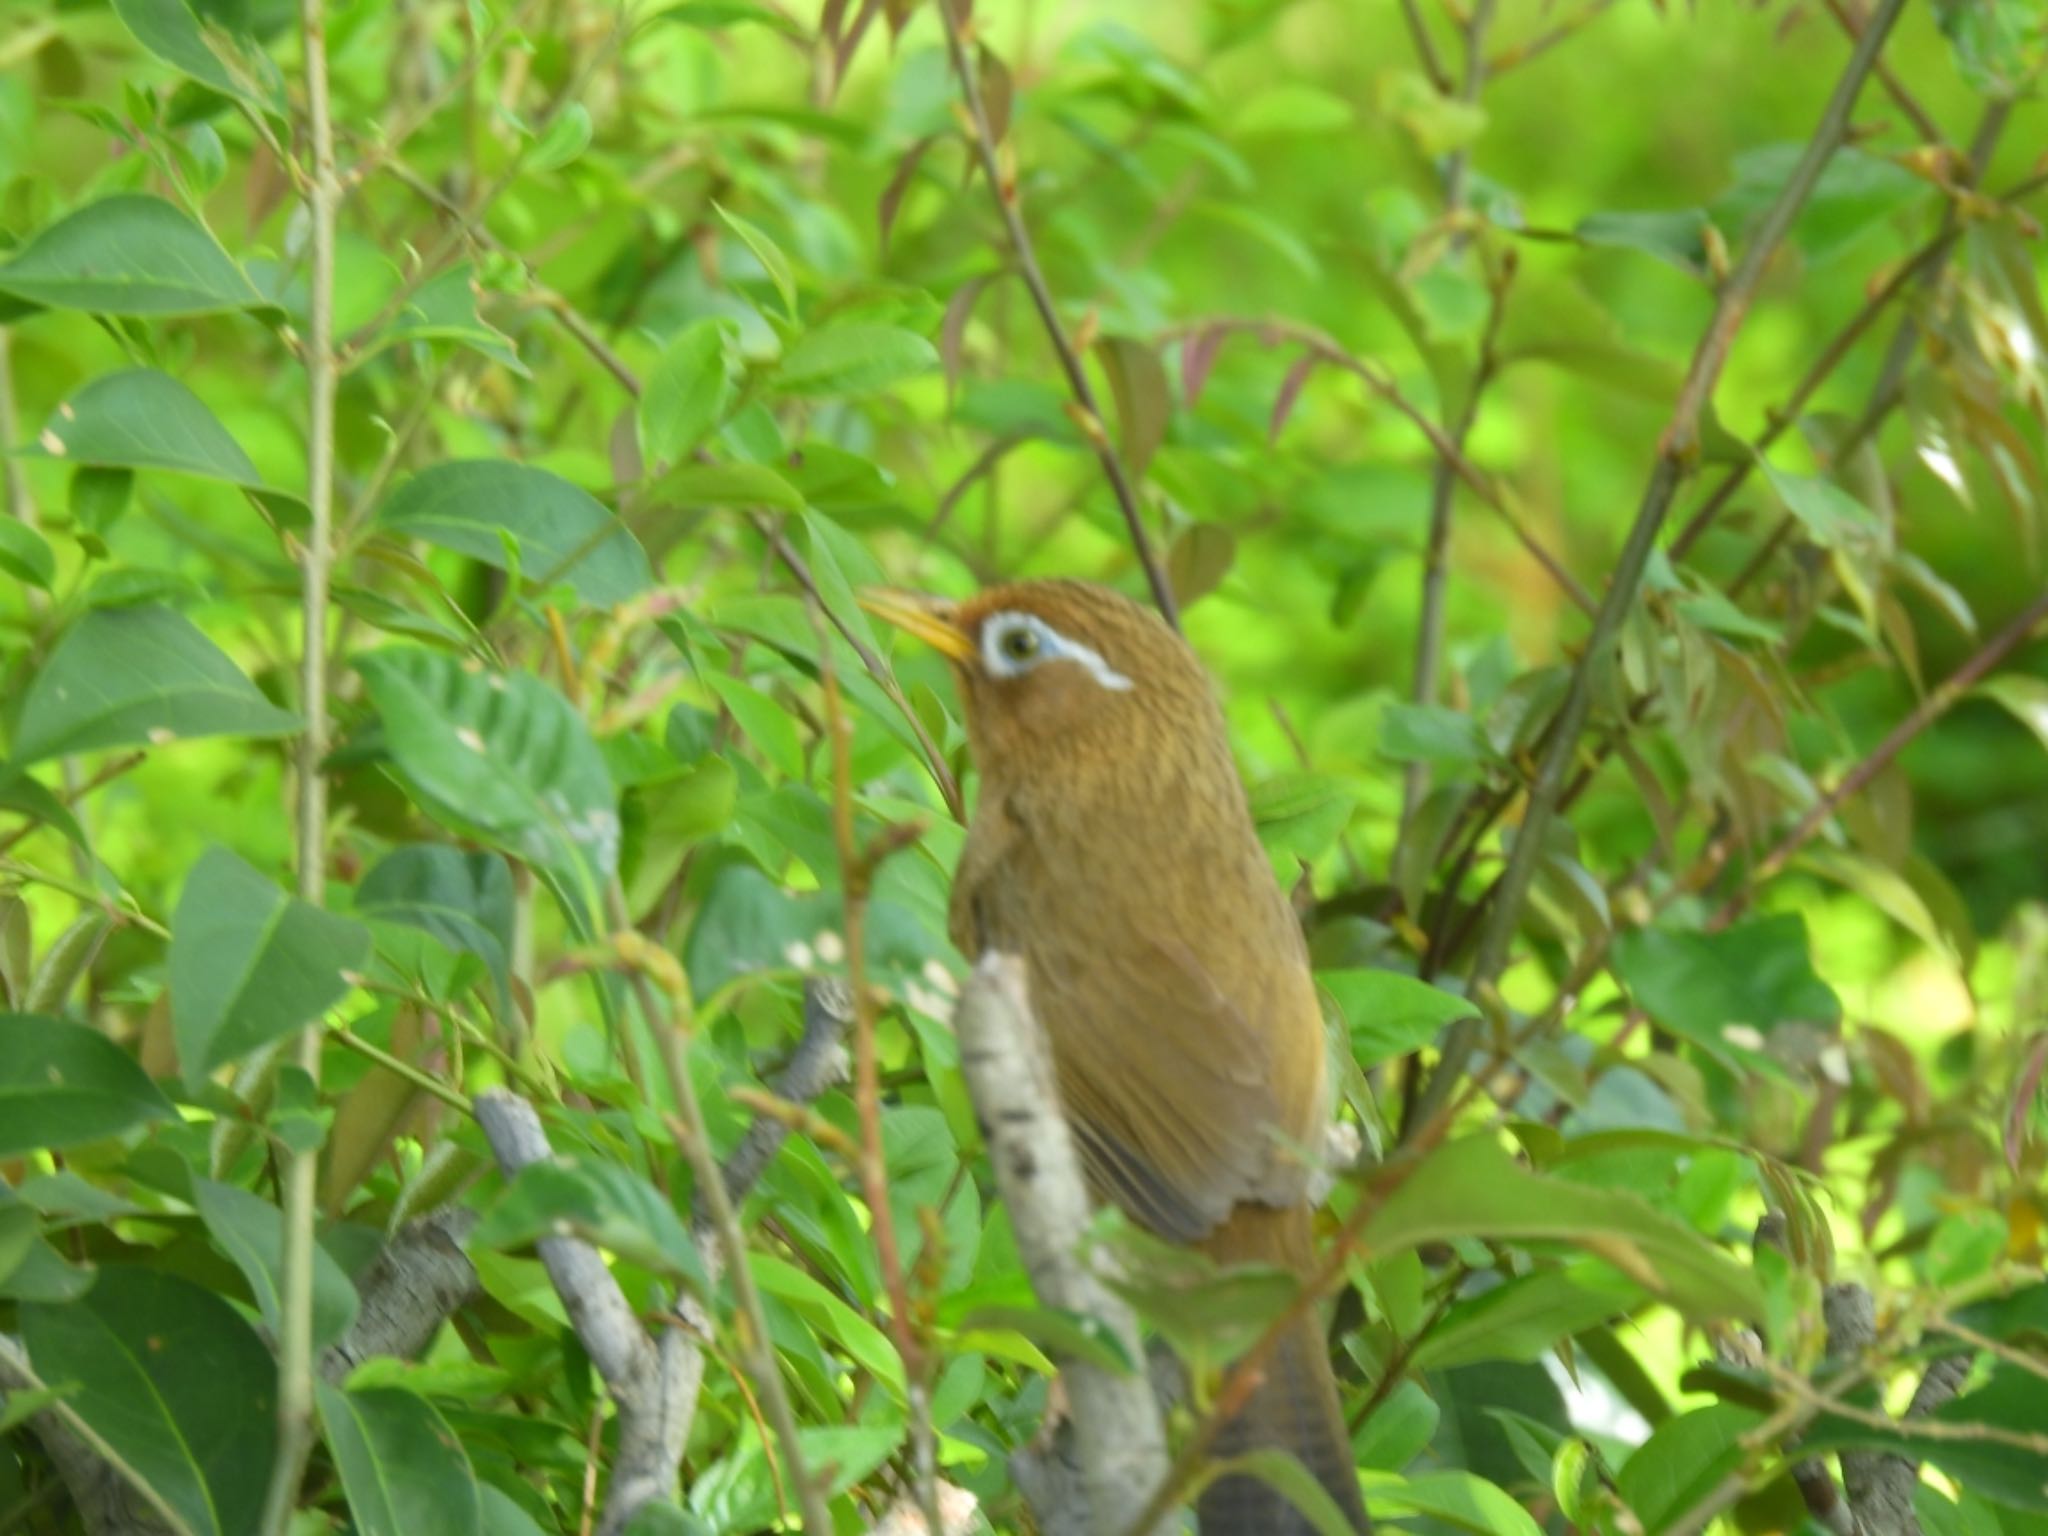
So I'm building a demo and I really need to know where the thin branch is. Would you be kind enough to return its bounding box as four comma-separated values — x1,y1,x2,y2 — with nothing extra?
477,1091,693,1536
260,1,340,1526
933,0,1179,628
808,598,946,1536
1820,0,1946,148
1720,585,2048,919
1403,0,1505,835
756,515,964,823
1396,0,1453,93
1163,315,1592,612
1486,0,1618,75
1726,100,2011,599
606,881,833,1535
954,955,1175,1536
1410,0,1910,1133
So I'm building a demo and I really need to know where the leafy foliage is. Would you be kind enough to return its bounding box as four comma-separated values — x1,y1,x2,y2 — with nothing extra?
0,0,2045,1533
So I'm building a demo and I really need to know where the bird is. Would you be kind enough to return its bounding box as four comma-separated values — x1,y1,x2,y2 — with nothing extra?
863,577,1369,1535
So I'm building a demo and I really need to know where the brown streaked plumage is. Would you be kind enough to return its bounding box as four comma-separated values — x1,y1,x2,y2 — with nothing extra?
866,578,1368,1535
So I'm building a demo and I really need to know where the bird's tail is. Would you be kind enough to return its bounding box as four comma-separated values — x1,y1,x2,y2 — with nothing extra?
1196,1204,1370,1534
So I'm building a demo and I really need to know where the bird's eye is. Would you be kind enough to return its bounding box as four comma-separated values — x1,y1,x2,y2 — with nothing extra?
997,625,1041,664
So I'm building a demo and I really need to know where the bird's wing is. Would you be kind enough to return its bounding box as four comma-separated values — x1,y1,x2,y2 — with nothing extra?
950,787,1321,1243
1023,906,1311,1243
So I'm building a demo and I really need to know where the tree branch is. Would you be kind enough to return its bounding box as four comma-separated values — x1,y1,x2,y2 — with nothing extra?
933,0,1179,628
607,881,835,1535
952,954,1176,1536
1409,0,1910,1133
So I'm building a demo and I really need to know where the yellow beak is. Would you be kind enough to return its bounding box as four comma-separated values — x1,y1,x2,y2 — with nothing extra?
858,587,977,663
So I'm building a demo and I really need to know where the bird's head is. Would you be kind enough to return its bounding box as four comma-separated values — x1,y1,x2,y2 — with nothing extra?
862,578,1226,788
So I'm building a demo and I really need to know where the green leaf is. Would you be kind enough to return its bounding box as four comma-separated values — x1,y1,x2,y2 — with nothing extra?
0,519,54,588
378,461,651,608
644,459,804,512
713,203,796,318
473,1155,707,1293
110,0,287,116
639,320,733,467
357,263,527,377
170,846,371,1091
1232,82,1354,137
1976,675,2048,757
528,103,592,171
1414,1264,1639,1369
1762,464,1880,546
317,1382,483,1536
774,325,938,398
11,605,300,765
0,195,266,316
1612,914,1842,1059
22,369,304,511
1362,1136,1766,1323
1095,335,1171,475
22,1266,277,1536
1319,969,1478,1068
1614,1405,1756,1533
357,846,515,1014
1575,209,1711,277
691,1425,901,1533
0,1014,175,1155
707,673,805,782
1379,702,1496,767
1676,589,1781,644
356,648,618,893
1250,773,1357,864
1366,1470,1546,1536
193,1179,360,1348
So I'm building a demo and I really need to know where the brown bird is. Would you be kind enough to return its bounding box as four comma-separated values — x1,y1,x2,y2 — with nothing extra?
865,578,1368,1535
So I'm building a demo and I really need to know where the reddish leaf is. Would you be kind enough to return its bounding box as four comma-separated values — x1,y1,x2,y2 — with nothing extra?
2007,1033,2048,1173
1268,351,1321,441
941,271,997,406
1181,327,1229,407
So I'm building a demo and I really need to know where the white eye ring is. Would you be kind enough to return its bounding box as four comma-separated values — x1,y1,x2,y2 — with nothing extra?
980,612,1134,692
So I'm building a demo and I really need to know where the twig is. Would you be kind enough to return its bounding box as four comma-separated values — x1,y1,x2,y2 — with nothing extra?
1820,0,1946,148
605,881,834,1534
1718,585,2048,920
1396,0,1453,93
807,600,946,1536
933,0,1179,628
477,1091,695,1536
259,3,341,1528
1164,314,1592,612
1403,0,1505,834
953,955,1175,1536
1726,101,2010,599
1486,0,1618,75
1411,0,1910,1132
755,515,964,822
